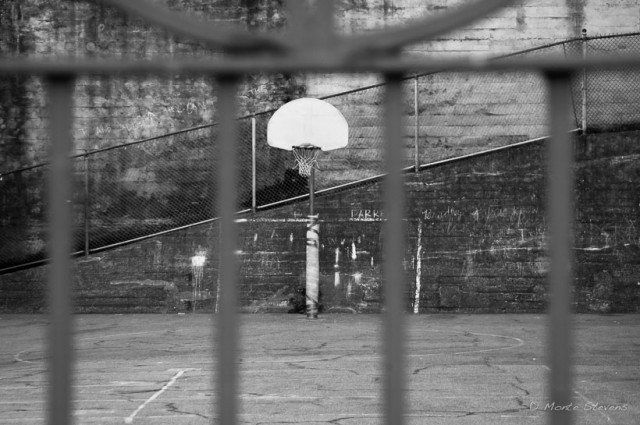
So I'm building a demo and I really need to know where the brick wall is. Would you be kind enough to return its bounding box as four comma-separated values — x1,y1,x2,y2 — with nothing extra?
2,131,638,313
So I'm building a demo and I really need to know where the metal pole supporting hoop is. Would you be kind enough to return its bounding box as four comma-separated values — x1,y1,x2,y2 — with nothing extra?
267,98,348,320
292,145,321,177
306,214,320,319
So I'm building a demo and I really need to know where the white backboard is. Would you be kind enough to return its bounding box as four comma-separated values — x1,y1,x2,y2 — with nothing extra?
267,98,348,151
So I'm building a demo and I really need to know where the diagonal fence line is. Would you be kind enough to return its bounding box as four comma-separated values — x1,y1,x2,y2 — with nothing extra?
1,33,639,274
0,128,577,275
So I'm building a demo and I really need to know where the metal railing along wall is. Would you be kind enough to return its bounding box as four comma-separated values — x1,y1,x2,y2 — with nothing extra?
1,0,638,424
3,31,640,273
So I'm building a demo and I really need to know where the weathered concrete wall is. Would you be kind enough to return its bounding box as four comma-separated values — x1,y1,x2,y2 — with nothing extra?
3,1,640,196
0,0,305,166
311,1,640,183
2,131,638,313
0,0,305,268
2,0,640,309
3,0,640,168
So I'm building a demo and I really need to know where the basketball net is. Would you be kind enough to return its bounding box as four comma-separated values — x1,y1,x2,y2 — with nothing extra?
292,145,321,177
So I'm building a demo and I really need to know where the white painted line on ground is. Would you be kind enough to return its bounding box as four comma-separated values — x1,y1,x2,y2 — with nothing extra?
572,389,612,423
13,349,37,364
12,328,192,365
248,329,524,362
123,369,185,424
542,365,612,423
451,331,525,355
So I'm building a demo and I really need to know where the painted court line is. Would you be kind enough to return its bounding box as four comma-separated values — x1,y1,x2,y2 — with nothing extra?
13,329,190,364
123,369,185,424
242,330,524,363
13,349,36,364
542,365,612,423
572,389,612,423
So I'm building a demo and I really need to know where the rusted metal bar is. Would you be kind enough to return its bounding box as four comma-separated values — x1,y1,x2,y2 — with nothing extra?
382,72,406,425
545,71,575,425
215,74,240,425
46,74,75,425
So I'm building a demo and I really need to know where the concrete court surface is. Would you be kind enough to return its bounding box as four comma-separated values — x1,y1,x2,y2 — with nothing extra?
0,313,638,425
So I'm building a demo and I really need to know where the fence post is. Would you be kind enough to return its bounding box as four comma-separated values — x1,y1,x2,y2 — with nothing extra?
84,152,90,258
581,28,588,134
251,116,257,213
414,75,420,172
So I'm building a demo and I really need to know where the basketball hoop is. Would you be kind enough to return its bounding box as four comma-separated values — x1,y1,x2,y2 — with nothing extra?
266,98,349,319
292,145,321,177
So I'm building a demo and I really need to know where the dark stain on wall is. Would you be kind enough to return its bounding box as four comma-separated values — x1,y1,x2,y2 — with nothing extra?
0,1,30,170
382,0,400,17
0,1,35,270
343,0,370,11
567,0,587,36
516,5,527,32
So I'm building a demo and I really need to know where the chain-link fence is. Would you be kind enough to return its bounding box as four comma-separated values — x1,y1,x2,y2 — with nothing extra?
2,32,640,272
570,33,640,132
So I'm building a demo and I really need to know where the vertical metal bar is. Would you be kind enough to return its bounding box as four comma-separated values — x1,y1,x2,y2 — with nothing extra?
215,75,240,425
313,0,335,48
581,29,587,134
414,75,419,172
545,71,574,425
251,116,257,213
285,0,308,45
46,74,75,425
83,153,90,257
383,73,406,425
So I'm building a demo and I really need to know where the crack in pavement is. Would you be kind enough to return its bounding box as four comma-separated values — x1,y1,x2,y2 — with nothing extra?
512,376,531,396
412,364,432,375
165,402,209,419
284,359,360,376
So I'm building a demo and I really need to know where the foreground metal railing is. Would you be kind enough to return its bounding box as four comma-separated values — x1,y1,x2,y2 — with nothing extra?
2,0,634,424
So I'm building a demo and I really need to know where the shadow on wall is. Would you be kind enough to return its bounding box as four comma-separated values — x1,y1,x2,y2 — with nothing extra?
243,168,309,209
